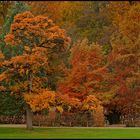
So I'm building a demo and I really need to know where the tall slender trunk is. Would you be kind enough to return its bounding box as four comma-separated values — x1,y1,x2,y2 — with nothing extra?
26,66,33,130
26,103,33,130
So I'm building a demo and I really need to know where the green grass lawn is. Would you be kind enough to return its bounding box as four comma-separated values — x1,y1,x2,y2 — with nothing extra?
0,127,140,139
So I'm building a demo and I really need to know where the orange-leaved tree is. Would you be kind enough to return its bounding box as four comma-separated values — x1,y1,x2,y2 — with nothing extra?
57,39,107,114
107,3,140,122
0,11,71,130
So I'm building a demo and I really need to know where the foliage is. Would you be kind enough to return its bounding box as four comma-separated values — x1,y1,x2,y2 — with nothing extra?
57,39,107,112
0,1,29,116
24,89,56,112
0,1,13,28
0,1,29,59
1,1,140,126
0,11,70,115
106,2,140,119
30,1,114,52
0,92,24,116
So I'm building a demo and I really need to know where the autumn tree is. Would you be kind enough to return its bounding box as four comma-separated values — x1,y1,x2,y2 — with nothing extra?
0,11,70,129
57,39,107,119
106,3,140,124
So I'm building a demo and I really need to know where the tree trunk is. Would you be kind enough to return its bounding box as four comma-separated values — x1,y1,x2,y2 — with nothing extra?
26,64,33,130
26,103,33,130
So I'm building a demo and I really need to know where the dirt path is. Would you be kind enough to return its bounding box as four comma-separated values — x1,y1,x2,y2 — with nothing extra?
0,124,130,128
0,124,26,128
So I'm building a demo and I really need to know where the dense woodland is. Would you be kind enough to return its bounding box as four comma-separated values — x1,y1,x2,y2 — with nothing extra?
0,1,140,129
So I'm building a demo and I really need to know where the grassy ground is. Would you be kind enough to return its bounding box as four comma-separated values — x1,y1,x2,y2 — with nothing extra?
0,127,140,139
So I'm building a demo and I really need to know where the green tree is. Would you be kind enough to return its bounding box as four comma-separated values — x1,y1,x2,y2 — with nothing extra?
0,1,14,29
0,1,29,118
0,1,29,59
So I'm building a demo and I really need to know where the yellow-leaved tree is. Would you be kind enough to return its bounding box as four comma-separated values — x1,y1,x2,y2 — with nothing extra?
0,11,71,130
